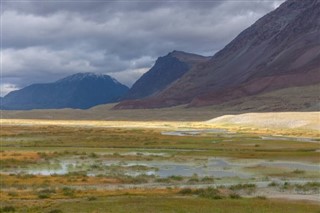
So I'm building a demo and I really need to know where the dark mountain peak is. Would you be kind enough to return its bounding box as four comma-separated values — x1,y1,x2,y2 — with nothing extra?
116,51,209,102
283,0,318,10
168,50,182,55
57,72,120,85
1,73,129,110
116,0,320,109
213,0,317,60
151,50,208,74
167,50,191,57
167,50,210,64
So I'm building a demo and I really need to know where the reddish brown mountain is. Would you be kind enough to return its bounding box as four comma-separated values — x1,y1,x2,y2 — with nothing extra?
122,51,209,100
115,0,320,109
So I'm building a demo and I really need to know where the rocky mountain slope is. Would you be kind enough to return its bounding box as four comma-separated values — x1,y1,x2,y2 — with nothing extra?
1,84,318,121
122,51,209,100
116,0,320,109
1,73,129,110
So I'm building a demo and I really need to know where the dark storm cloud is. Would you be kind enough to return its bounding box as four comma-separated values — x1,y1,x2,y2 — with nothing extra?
1,0,284,96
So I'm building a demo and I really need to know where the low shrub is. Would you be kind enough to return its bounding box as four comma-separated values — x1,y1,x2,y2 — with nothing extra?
195,187,223,199
229,193,241,199
169,175,183,181
256,195,267,200
229,184,256,191
201,176,214,182
62,187,75,197
0,206,16,212
178,188,193,195
268,182,279,187
292,169,305,174
38,193,50,199
87,196,97,201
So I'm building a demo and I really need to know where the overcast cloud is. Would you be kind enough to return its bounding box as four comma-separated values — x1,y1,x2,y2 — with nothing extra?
1,0,284,96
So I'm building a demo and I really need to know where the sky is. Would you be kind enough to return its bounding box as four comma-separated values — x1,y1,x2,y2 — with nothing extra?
0,0,285,96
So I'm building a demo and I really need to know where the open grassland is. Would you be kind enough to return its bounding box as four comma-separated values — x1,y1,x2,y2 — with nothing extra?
1,111,320,138
1,194,320,213
1,124,319,162
0,116,319,212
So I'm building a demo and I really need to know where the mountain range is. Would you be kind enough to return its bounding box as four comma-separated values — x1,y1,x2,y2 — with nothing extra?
122,51,209,100
1,0,319,111
1,73,128,110
115,0,320,109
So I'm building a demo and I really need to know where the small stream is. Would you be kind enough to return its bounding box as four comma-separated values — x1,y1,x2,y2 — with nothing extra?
161,129,227,136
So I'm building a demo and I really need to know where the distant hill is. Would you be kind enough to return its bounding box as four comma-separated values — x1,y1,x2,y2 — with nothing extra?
121,51,209,101
1,73,129,110
115,0,320,109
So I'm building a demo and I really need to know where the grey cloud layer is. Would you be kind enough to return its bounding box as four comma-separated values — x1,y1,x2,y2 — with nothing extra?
1,0,284,95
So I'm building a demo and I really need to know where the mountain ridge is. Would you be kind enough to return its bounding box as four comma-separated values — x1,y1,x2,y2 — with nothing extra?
1,72,129,110
120,50,209,101
115,0,320,109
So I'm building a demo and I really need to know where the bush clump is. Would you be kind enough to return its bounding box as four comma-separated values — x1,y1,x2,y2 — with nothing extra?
268,182,279,187
229,193,241,199
169,175,183,181
229,183,256,191
201,176,214,183
178,187,223,199
178,188,193,195
194,187,223,199
38,193,50,199
0,206,16,212
62,187,75,197
87,196,97,201
229,183,256,195
294,182,320,193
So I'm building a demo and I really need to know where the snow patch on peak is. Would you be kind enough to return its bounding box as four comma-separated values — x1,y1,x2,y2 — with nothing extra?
110,76,120,85
57,72,114,83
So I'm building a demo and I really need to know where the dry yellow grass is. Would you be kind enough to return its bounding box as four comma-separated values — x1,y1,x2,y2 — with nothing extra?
0,151,41,160
206,112,320,137
207,112,320,130
1,111,319,137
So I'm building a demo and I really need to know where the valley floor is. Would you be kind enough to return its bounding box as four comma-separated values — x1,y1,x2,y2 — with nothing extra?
0,112,319,212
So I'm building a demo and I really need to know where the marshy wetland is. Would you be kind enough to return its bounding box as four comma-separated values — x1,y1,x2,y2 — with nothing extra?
0,119,319,212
